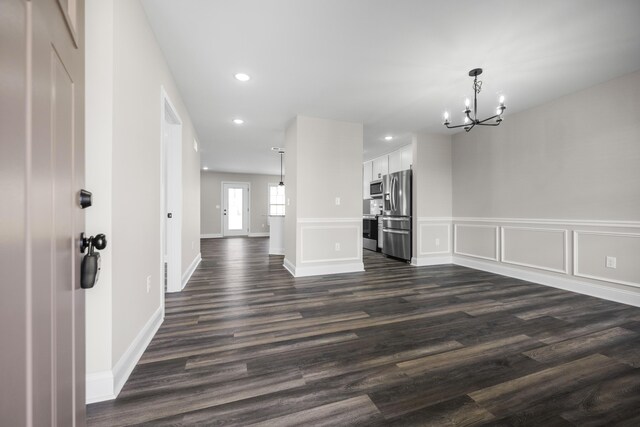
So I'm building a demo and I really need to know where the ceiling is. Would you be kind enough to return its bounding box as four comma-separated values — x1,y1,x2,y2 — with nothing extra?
141,0,640,175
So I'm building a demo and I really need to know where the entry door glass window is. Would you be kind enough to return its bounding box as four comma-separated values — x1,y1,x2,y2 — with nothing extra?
228,188,244,230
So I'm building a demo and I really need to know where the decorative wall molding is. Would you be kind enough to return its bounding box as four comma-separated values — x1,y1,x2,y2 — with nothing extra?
453,256,640,308
500,226,569,274
453,217,640,229
181,252,201,289
200,233,222,238
86,305,164,403
417,222,451,255
573,230,640,288
297,217,362,223
417,217,454,222
299,221,361,264
453,223,499,261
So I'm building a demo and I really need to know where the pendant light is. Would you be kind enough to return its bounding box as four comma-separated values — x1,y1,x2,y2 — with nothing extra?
278,150,284,186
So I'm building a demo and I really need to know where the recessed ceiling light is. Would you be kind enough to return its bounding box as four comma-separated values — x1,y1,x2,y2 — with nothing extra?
385,135,393,141
234,73,250,82
233,118,244,125
202,166,208,170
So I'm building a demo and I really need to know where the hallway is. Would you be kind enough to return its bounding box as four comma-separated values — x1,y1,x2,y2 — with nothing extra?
87,237,640,426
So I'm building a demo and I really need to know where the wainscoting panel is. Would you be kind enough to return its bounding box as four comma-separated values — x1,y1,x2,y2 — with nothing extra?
289,218,364,277
418,222,451,255
454,224,499,261
501,227,568,274
574,230,640,288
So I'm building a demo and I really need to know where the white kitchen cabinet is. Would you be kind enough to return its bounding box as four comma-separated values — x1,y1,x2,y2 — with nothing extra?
363,161,373,199
400,145,413,170
372,156,388,180
388,149,402,174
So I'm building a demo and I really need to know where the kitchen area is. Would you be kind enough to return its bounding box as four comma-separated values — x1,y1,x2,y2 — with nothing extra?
363,144,413,263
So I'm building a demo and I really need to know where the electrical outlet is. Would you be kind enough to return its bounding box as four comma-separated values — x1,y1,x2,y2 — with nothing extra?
435,238,440,246
606,256,617,269
335,197,341,206
146,275,151,293
335,243,341,251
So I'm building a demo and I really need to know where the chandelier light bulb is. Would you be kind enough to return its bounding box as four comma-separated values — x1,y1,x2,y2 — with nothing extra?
499,95,505,105
443,111,449,120
465,98,470,107
464,116,470,124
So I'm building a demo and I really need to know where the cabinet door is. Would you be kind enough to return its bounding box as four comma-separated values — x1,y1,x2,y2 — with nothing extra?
388,150,401,174
363,161,373,199
373,156,388,180
401,145,413,170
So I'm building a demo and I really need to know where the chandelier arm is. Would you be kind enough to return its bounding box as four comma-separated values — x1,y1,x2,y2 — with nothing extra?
476,113,502,125
445,122,473,129
477,122,501,127
464,122,476,132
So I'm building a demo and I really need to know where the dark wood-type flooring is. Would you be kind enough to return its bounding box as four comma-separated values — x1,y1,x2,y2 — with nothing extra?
88,237,640,426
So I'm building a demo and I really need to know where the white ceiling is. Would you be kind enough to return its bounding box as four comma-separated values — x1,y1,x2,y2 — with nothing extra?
141,0,640,175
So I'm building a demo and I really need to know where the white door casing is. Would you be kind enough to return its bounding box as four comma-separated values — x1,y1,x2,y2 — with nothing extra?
161,88,183,293
222,182,250,236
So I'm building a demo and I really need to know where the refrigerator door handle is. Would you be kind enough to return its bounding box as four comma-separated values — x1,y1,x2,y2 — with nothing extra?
383,228,410,235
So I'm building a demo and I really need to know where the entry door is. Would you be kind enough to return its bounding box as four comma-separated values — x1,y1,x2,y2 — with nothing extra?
222,183,250,236
0,0,86,425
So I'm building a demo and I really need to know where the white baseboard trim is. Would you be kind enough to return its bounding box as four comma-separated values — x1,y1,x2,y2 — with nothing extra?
452,256,640,308
201,233,222,238
269,248,285,255
283,258,296,276
181,252,202,289
284,260,365,277
249,232,269,237
85,371,116,404
86,305,164,404
411,255,453,266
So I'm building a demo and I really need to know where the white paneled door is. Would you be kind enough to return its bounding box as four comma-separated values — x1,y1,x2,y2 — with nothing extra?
222,183,250,236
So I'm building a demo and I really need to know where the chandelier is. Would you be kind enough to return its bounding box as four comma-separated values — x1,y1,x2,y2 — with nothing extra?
443,68,506,132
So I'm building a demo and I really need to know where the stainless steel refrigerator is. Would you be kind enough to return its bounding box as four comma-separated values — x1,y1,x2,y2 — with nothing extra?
382,170,412,261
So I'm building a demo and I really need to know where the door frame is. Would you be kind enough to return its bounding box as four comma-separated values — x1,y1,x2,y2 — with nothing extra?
221,181,251,236
160,87,183,293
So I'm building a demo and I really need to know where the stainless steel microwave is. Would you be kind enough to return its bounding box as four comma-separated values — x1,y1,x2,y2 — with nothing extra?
370,180,383,198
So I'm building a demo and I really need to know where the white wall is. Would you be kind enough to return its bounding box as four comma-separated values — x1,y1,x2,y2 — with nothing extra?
284,116,363,277
200,171,281,237
451,70,640,305
411,133,453,266
85,0,201,403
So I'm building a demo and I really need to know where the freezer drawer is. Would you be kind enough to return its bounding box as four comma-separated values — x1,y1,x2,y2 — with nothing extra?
382,228,411,261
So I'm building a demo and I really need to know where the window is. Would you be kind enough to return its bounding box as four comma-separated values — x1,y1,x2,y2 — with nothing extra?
269,184,285,216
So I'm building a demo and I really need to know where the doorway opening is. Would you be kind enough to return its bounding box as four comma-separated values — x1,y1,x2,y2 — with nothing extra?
222,182,250,236
161,87,183,293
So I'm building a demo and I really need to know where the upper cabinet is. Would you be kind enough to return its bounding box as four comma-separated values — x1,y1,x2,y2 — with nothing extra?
363,160,373,199
377,145,412,175
388,149,402,174
372,156,388,180
400,145,412,170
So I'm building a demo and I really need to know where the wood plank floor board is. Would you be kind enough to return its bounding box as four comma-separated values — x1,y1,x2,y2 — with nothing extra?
87,237,640,426
369,353,544,419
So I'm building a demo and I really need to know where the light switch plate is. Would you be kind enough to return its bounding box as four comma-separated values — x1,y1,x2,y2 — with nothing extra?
335,197,341,206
